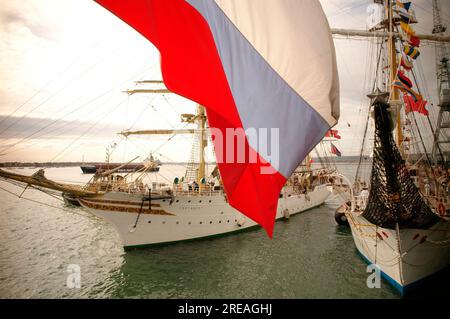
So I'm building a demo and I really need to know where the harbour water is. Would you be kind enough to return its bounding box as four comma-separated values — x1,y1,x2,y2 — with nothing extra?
0,164,448,298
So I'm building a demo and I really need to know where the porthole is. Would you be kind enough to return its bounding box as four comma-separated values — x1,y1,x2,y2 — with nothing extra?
188,200,191,203
148,220,152,224
188,222,191,225
200,221,203,224
176,221,179,225
162,200,166,202
162,221,166,224
209,221,212,224
219,221,222,224
176,200,179,203
199,200,202,203
227,220,230,223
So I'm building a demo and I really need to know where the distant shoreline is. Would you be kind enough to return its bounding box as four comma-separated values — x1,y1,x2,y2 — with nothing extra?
0,157,371,168
0,162,198,168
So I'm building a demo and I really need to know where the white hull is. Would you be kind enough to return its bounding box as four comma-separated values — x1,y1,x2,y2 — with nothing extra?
346,211,450,295
79,185,330,249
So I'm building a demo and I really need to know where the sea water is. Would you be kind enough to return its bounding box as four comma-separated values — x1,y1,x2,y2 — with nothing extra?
0,164,447,298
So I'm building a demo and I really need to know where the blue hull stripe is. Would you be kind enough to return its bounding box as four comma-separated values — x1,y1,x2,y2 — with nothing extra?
356,249,405,295
356,247,450,296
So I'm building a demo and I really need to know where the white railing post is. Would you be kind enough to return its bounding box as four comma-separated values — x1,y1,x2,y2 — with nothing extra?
330,172,356,212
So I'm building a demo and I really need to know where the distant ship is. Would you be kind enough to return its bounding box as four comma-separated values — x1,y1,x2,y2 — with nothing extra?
80,147,161,174
80,163,159,174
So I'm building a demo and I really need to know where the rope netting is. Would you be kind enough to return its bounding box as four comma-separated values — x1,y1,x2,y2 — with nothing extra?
361,101,441,229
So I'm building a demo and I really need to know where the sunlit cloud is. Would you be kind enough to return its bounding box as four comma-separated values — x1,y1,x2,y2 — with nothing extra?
0,0,448,162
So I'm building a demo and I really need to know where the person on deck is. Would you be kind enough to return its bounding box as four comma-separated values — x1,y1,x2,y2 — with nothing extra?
424,180,431,197
360,187,370,209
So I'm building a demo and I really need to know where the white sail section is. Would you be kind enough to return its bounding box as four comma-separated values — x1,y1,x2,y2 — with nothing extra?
214,0,340,126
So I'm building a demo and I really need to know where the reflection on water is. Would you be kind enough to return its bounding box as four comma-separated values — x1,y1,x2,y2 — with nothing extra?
114,208,399,299
0,164,447,298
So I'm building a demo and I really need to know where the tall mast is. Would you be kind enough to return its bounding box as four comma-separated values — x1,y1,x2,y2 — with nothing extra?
432,0,449,92
431,0,450,165
119,80,209,180
386,0,403,150
197,105,207,183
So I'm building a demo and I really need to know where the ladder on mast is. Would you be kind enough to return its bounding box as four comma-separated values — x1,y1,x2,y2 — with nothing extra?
431,0,450,166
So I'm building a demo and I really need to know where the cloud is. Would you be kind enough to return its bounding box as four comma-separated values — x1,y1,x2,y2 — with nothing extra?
0,115,123,140
0,0,449,161
0,1,62,41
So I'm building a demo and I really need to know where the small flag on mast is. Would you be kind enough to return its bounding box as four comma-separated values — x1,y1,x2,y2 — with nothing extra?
393,81,422,102
396,1,412,11
331,143,342,157
400,21,415,36
403,94,429,116
401,55,414,71
398,11,415,24
325,129,341,139
403,45,420,60
397,70,413,88
407,34,421,47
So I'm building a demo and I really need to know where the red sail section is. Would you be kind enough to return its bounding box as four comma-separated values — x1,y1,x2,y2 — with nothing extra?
95,0,286,236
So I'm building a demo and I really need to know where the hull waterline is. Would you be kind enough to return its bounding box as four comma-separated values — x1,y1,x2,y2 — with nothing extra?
79,185,331,249
346,211,450,295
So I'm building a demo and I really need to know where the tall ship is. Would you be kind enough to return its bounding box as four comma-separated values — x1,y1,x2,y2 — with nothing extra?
1,0,342,250
334,0,450,295
0,93,334,249
83,110,335,249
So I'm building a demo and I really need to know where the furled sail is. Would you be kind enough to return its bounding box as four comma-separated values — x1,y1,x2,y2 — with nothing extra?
0,169,98,197
94,0,339,236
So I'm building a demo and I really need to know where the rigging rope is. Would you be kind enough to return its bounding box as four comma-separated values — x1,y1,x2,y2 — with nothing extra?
49,97,129,162
0,184,90,219
0,38,107,129
355,38,383,184
0,40,130,138
0,67,153,157
362,101,441,229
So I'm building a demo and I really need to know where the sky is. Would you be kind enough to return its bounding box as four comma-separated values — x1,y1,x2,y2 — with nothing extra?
0,0,449,163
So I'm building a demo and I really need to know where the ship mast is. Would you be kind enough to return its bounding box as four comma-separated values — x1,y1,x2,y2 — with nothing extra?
333,1,450,162
386,0,403,151
197,105,207,183
119,80,209,183
431,0,450,166
119,105,208,184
